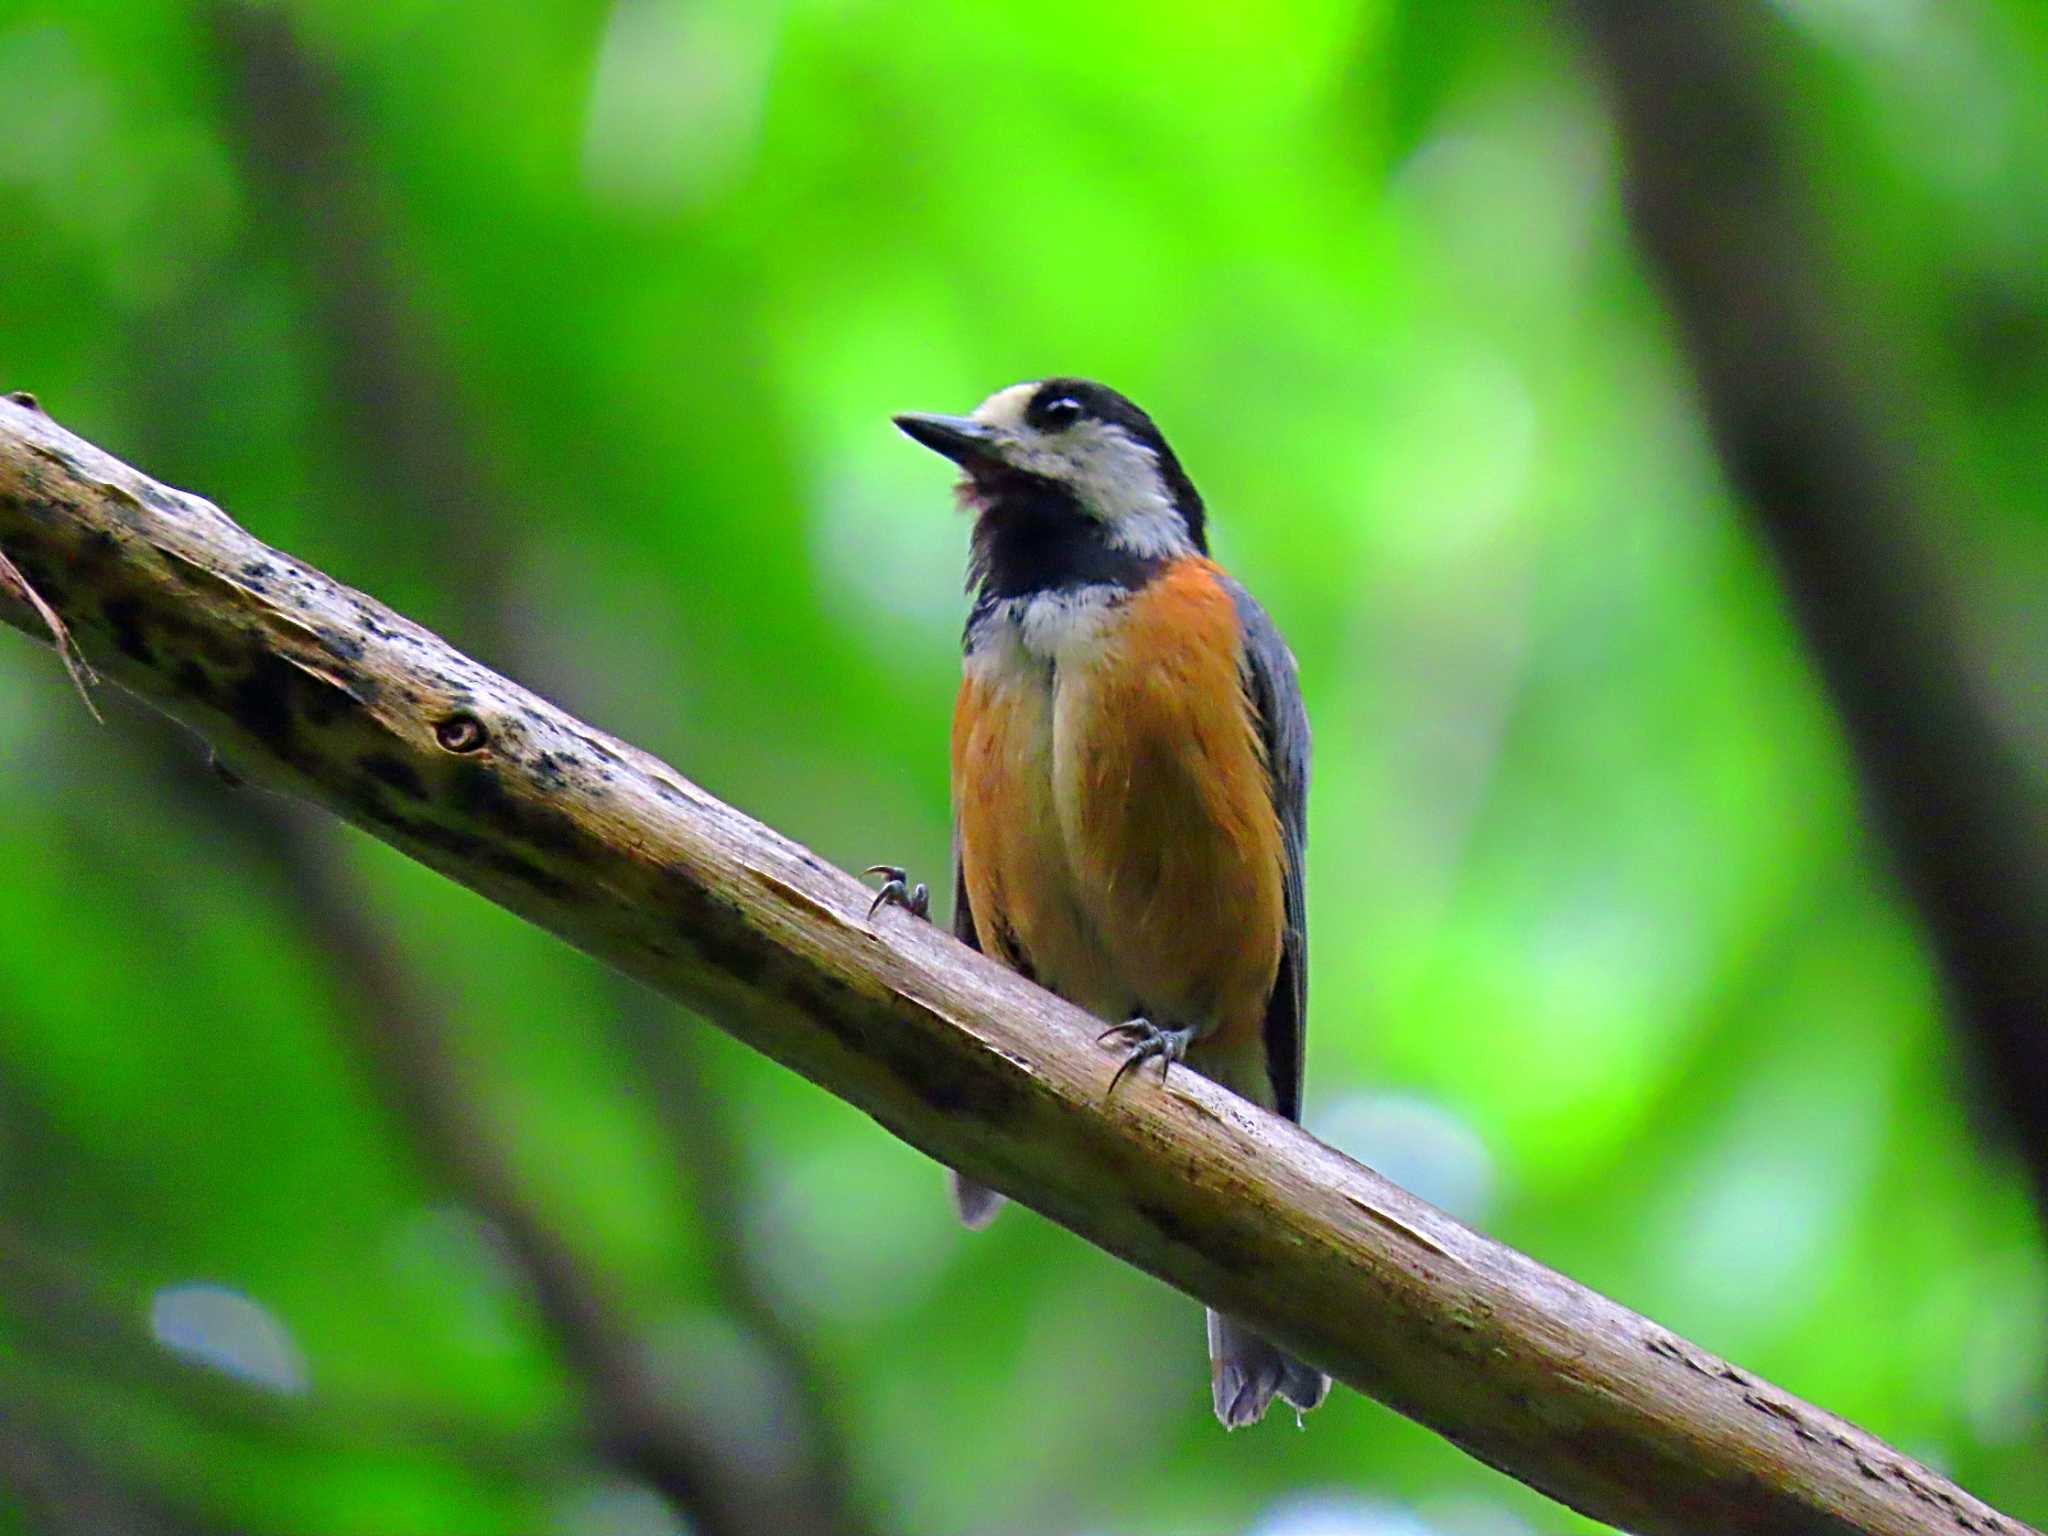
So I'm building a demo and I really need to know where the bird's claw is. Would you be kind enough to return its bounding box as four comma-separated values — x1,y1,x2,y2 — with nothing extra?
863,864,930,922
1099,1018,1195,1097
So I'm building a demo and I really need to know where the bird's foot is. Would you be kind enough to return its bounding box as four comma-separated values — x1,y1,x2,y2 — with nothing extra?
863,864,930,922
1099,1017,1197,1096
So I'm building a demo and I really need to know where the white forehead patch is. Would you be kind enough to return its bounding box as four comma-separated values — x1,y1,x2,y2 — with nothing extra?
965,381,1191,560
971,382,1039,427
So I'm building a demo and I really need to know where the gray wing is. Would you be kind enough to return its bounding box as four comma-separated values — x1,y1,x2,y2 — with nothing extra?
1225,579,1311,1123
951,846,980,952
954,827,1034,982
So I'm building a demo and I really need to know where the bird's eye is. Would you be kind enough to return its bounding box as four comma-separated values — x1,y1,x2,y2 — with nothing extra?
1041,396,1083,429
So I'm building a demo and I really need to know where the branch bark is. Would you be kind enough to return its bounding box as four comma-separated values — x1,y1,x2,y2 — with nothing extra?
0,397,2033,1536
1566,0,2048,1220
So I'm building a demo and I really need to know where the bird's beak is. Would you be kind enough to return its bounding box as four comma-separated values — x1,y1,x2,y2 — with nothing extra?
893,412,1006,467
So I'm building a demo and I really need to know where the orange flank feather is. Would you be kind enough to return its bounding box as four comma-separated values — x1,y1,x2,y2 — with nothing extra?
952,557,1285,1104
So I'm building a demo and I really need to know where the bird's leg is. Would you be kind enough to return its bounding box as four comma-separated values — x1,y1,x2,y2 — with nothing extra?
863,864,930,922
1098,1017,1198,1096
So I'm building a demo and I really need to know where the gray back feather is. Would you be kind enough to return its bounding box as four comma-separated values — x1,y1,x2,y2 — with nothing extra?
1223,578,1311,1123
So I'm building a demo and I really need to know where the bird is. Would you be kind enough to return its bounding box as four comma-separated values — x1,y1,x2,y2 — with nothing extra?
868,377,1328,1428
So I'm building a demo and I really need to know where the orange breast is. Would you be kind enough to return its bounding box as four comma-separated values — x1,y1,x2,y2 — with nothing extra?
951,559,1284,1075
1052,558,1284,1055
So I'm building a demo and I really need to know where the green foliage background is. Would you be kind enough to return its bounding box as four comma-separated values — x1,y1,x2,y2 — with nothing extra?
1,1,2044,1532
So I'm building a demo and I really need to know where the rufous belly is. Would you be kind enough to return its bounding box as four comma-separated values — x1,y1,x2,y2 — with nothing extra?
953,563,1283,1091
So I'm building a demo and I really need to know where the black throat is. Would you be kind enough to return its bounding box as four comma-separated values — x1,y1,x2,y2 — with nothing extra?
964,473,1164,606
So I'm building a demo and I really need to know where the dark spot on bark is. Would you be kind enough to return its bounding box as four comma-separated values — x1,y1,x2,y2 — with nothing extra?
483,852,576,902
435,712,487,753
1133,1199,1257,1276
653,866,1028,1126
445,759,590,862
138,483,183,518
195,621,244,671
298,675,361,729
805,967,1025,1121
228,653,298,754
7,391,40,411
662,873,769,987
375,808,577,902
240,561,275,582
100,595,153,665
357,753,428,800
316,626,365,662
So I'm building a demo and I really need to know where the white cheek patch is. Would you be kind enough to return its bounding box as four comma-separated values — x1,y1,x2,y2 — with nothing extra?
1011,422,1189,560
1065,424,1189,558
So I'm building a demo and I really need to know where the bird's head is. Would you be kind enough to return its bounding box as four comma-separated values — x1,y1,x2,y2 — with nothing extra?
894,379,1207,558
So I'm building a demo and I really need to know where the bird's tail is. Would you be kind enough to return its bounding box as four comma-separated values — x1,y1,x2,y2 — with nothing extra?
1207,1309,1329,1429
949,1168,1004,1229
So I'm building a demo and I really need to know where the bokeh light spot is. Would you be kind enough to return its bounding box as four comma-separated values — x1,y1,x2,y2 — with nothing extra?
1247,1493,1437,1536
552,1479,692,1536
148,1282,308,1396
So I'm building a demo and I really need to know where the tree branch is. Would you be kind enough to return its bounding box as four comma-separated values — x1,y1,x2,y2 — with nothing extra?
1565,0,2048,1221
0,397,2032,1536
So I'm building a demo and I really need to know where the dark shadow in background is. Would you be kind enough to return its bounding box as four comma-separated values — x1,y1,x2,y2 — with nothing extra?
1569,0,2048,1227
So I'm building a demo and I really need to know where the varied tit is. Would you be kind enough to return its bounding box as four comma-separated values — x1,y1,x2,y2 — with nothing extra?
868,378,1328,1429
